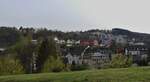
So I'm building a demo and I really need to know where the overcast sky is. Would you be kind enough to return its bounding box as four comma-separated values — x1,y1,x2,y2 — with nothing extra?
0,0,150,33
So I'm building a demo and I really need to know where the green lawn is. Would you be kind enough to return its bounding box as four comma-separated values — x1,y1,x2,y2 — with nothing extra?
0,67,150,82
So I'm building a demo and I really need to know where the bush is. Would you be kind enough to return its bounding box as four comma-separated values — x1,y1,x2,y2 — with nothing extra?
110,54,132,68
42,56,65,72
0,57,25,75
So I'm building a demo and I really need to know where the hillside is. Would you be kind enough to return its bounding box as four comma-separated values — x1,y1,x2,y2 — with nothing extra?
0,67,150,82
0,27,21,48
112,28,150,46
1,27,150,48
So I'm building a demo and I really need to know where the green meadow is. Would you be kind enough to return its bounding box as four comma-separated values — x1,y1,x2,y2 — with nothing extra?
0,67,150,82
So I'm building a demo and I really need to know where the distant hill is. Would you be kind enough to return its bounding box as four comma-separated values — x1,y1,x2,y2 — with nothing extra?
112,28,150,47
0,27,150,48
112,28,131,35
0,27,21,48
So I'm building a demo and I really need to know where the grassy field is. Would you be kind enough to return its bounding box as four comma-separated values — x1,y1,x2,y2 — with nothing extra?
0,67,150,82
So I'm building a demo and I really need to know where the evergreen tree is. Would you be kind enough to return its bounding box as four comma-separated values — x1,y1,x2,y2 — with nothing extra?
36,37,58,72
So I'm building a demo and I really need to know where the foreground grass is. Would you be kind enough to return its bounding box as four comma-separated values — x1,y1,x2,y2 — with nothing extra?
0,67,150,82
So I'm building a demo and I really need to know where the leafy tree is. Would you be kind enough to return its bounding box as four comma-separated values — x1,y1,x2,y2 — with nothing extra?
9,36,37,73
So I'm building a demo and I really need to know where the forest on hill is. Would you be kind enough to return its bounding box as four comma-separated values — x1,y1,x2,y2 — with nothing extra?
0,27,150,48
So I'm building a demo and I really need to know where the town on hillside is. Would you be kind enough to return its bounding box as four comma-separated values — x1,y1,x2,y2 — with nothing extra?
0,27,149,70
54,29,149,68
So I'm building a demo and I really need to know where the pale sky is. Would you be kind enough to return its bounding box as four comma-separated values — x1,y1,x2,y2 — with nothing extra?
0,0,150,33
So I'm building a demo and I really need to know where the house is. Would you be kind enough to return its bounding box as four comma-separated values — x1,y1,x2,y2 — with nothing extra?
65,53,80,65
82,53,92,65
82,52,110,68
75,40,80,45
80,40,99,46
125,45,149,63
91,52,110,67
0,48,5,52
31,40,38,44
59,40,66,44
54,37,59,41
54,37,66,44
66,40,74,47
81,47,112,67
129,42,145,46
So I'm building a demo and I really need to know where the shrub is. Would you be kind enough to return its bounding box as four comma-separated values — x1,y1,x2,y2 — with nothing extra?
42,56,65,72
110,54,132,68
0,57,25,75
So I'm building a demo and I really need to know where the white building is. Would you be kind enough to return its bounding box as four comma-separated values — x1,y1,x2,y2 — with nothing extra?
66,40,74,47
91,52,110,66
75,40,80,45
82,52,110,67
0,48,5,52
125,45,148,63
65,53,80,64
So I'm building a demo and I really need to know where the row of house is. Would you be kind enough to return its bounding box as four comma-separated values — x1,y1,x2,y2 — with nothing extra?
125,45,149,63
65,52,111,68
63,47,112,68
54,37,100,47
54,32,128,48
63,43,149,67
54,31,149,66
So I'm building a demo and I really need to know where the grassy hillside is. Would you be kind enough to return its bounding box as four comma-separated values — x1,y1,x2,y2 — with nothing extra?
0,67,150,82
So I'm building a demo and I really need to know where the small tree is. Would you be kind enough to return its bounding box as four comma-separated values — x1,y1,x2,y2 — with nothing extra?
110,54,132,68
